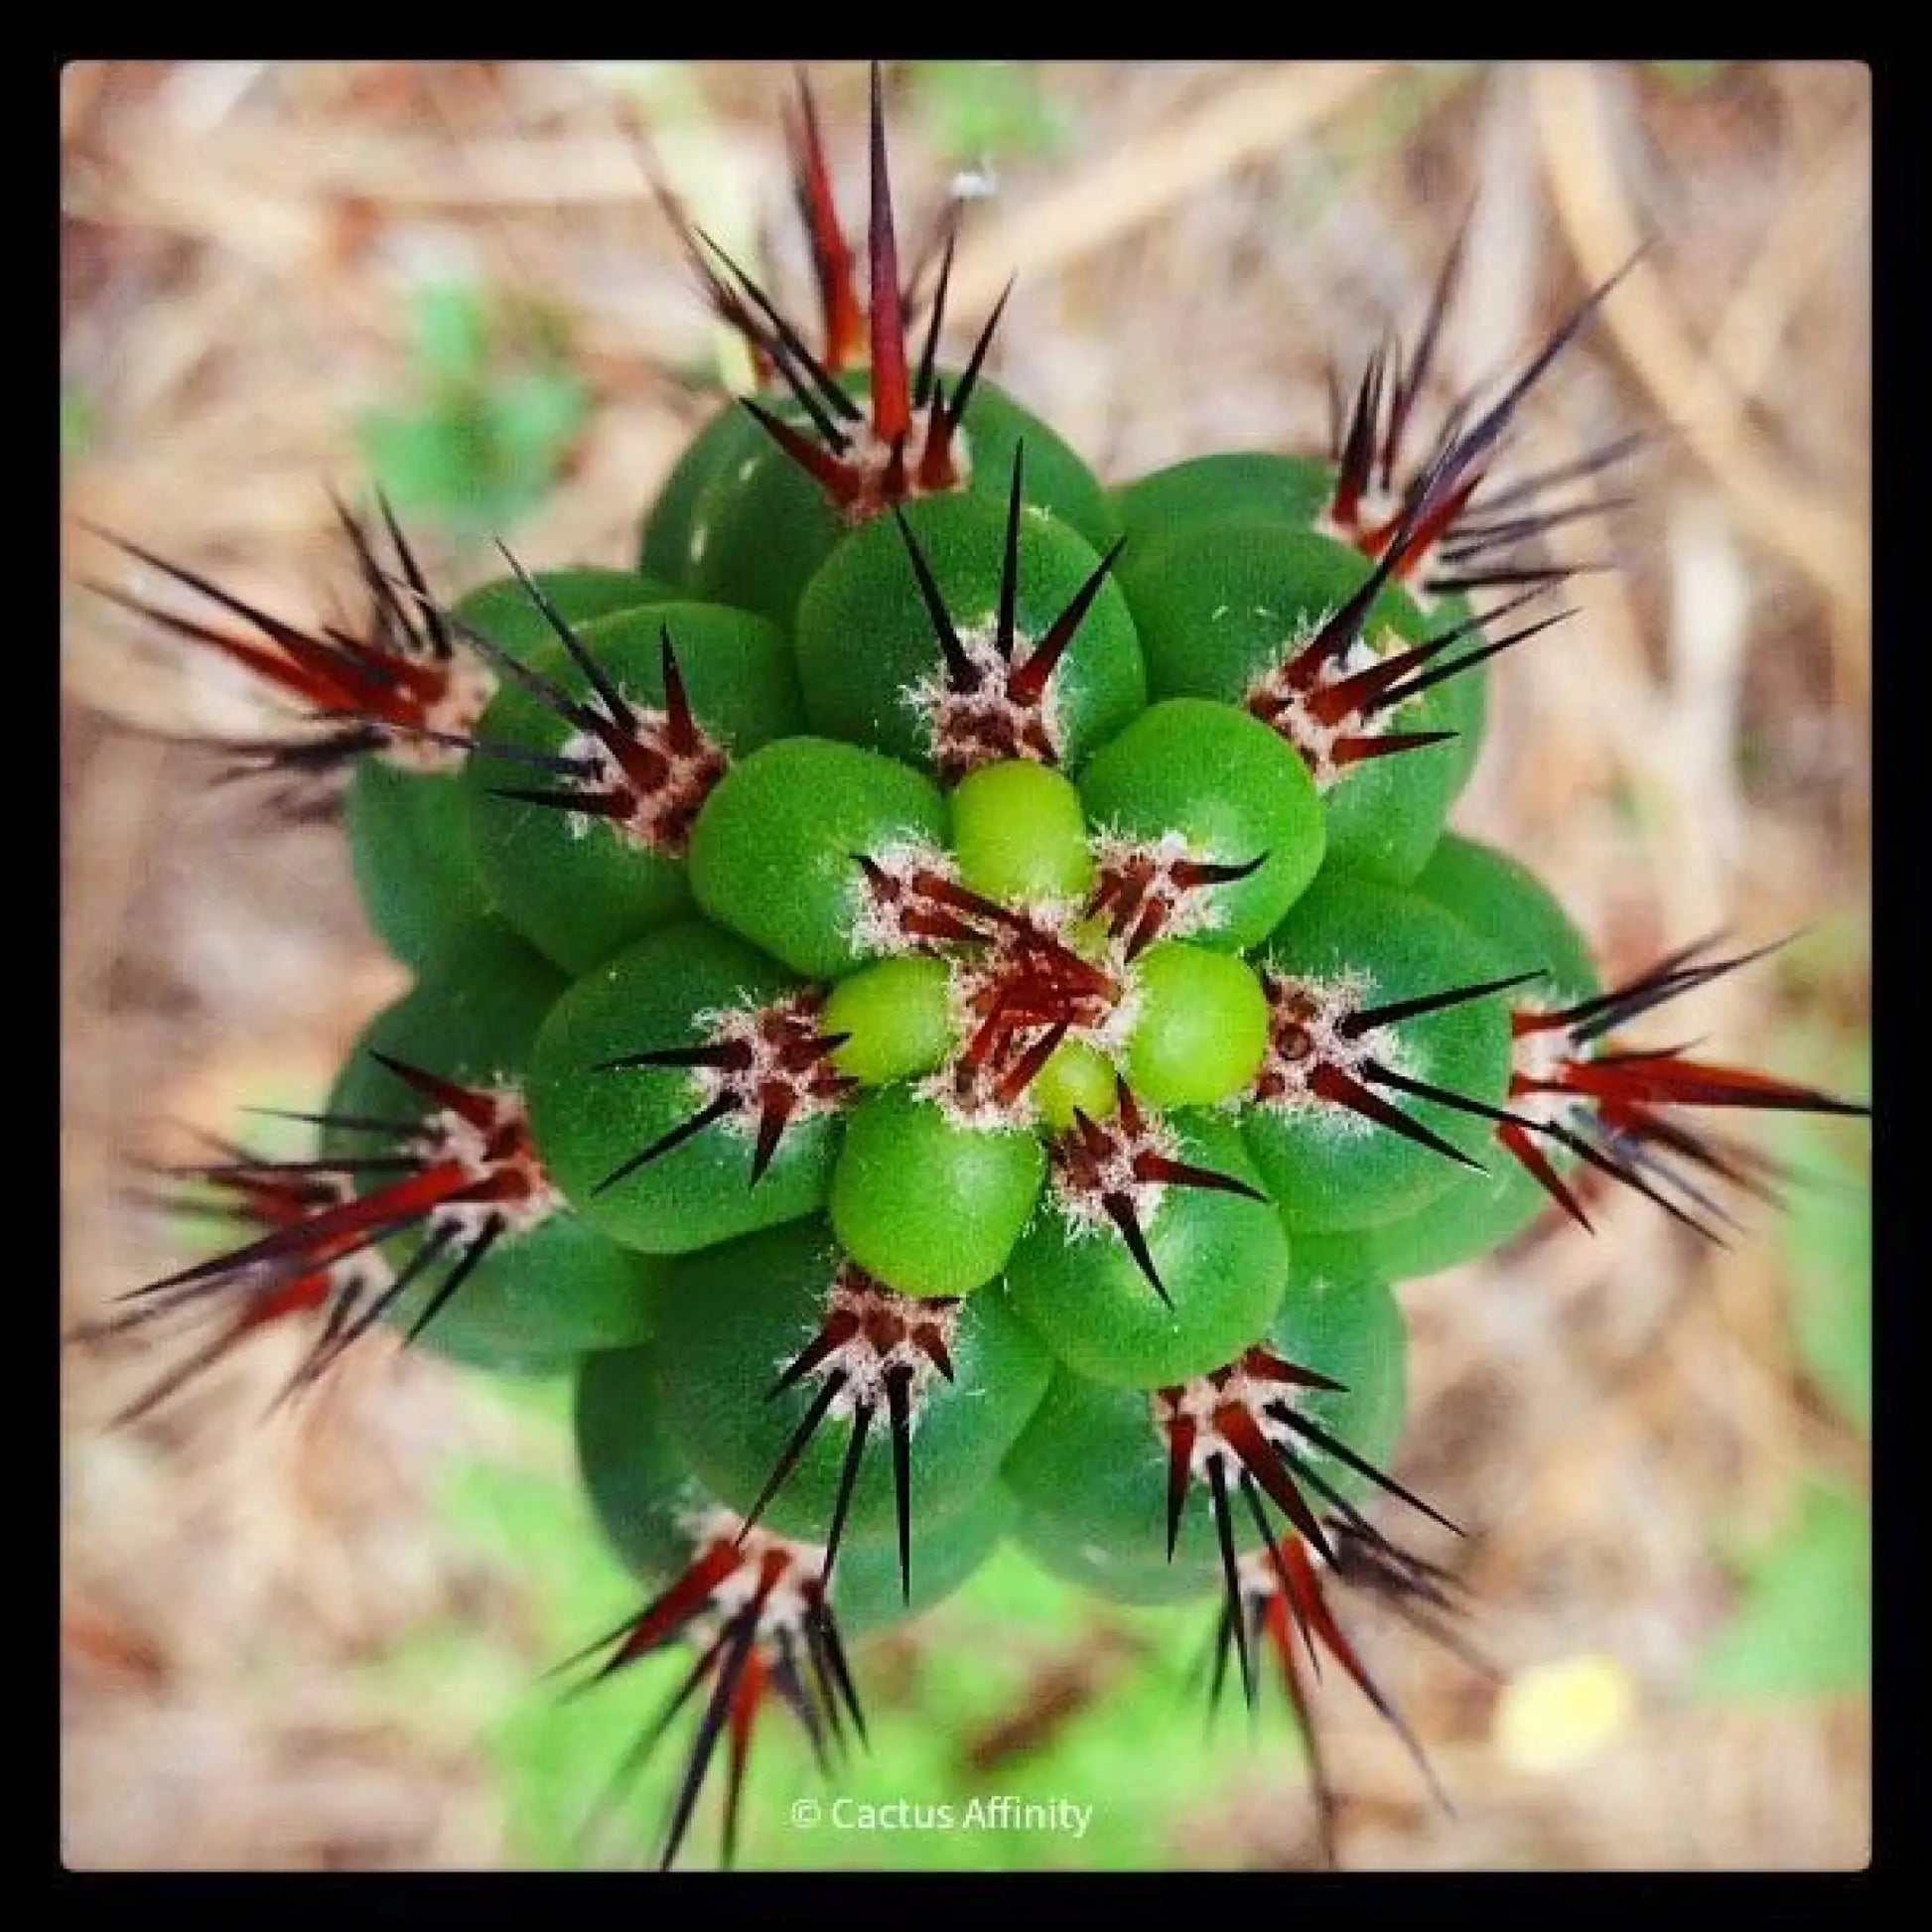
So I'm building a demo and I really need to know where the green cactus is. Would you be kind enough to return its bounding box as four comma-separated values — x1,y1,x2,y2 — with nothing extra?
84,62,1867,1875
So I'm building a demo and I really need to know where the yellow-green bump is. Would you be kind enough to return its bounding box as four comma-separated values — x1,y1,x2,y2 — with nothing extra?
823,954,956,1086
948,759,1096,905
1122,940,1270,1107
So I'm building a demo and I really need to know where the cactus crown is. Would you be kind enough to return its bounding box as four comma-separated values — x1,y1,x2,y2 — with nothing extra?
79,64,1866,1872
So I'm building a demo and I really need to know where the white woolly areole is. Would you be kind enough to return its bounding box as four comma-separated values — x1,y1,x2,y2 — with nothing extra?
1089,970,1145,1059
1328,491,1459,621
831,418,978,524
918,1055,1095,1136
771,1269,962,1427
332,1249,397,1303
921,893,1132,1132
915,1064,1028,1134
899,615,1067,779
674,1509,828,1642
313,1174,395,1298
1048,1105,1181,1239
1315,486,1404,552
300,1174,396,1299
553,677,728,854
684,990,847,1147
1087,825,1233,948
844,836,960,959
1244,609,1422,789
1152,1359,1318,1485
1504,1002,1599,1133
1235,1537,1331,1595
1251,967,1415,1141
412,1085,561,1242
1315,491,1449,614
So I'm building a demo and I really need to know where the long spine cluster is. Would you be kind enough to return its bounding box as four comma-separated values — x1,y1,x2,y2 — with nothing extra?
574,1520,865,1871
94,1057,559,1415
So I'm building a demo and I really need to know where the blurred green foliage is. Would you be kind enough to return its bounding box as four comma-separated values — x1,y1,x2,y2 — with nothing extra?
357,283,588,536
1780,1116,1871,1435
1649,62,1728,94
62,382,97,460
1694,1479,1868,1701
907,63,1078,166
1693,1026,1868,1706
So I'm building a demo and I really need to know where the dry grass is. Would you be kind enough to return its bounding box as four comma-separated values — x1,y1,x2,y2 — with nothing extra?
61,60,1869,1870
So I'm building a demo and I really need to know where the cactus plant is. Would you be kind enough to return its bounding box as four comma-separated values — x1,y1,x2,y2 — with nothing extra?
71,63,1868,1872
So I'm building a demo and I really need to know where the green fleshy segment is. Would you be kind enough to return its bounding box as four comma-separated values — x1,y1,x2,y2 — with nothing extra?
1242,871,1515,1235
947,377,1121,555
1075,698,1325,948
685,373,1119,629
329,922,565,1098
344,759,494,971
1003,1370,1219,1590
525,919,840,1255
309,208,1667,1819
1121,941,1271,1108
643,1219,1050,1549
1424,591,1488,803
1411,833,1601,1006
688,737,948,980
461,600,803,974
823,954,956,1086
1009,1500,1217,1607
1110,457,1499,808
325,925,657,1365
573,1347,709,1585
1286,1168,1545,1284
1112,451,1336,543
1031,1039,1118,1133
1114,519,1457,885
829,1087,1045,1297
684,417,846,628
794,488,1144,779
1002,1270,1408,1582
1005,1111,1291,1388
453,567,682,656
636,402,768,592
948,760,1095,904
1442,652,1489,808
358,1210,659,1372
1269,1267,1408,1507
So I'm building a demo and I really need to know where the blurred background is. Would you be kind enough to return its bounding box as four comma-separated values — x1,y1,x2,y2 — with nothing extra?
60,61,1870,1869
